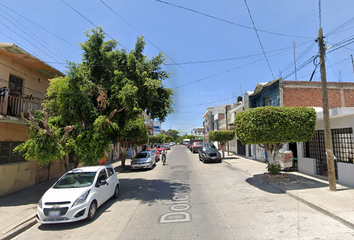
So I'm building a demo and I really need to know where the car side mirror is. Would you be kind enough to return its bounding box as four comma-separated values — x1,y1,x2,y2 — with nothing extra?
97,179,107,187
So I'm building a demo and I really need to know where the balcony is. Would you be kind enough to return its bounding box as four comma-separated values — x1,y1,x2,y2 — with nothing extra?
0,89,43,119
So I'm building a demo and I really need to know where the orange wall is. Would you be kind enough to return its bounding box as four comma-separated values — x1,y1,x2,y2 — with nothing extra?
0,122,28,141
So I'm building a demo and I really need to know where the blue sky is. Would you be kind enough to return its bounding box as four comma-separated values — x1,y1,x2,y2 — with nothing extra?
1,0,354,135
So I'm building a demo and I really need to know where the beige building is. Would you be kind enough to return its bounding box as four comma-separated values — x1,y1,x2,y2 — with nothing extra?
0,43,64,197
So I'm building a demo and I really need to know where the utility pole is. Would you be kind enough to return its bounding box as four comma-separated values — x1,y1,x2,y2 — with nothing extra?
293,41,297,81
225,105,229,155
318,27,336,191
350,54,354,79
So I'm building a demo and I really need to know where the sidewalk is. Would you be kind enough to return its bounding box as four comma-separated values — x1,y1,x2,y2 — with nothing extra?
2,156,354,239
0,160,126,240
222,154,354,230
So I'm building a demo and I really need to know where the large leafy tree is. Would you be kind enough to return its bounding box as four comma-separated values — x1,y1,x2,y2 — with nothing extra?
234,106,316,164
209,130,235,158
165,129,179,141
16,27,173,171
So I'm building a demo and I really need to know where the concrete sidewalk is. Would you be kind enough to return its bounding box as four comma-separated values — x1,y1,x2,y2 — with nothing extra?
2,156,354,239
222,154,354,230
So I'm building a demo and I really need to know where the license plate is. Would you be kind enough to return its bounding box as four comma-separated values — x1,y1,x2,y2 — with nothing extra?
211,157,216,159
49,210,60,217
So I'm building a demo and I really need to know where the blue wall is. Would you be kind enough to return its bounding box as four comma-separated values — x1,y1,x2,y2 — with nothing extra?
249,81,280,108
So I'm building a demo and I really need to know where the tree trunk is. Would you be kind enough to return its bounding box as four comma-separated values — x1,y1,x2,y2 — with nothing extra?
221,143,225,159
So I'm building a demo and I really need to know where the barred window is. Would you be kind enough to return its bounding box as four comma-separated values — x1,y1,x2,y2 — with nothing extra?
304,128,354,163
0,141,26,164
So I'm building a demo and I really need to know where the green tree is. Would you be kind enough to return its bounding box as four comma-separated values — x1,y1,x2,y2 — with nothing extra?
117,117,148,167
234,106,316,165
209,130,235,158
165,129,179,141
165,135,174,143
149,135,160,146
15,27,173,171
185,135,196,140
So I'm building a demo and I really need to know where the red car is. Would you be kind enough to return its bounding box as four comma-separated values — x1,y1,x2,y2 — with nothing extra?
157,145,167,154
147,148,160,161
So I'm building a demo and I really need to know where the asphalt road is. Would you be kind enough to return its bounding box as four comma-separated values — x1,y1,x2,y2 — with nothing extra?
14,145,354,239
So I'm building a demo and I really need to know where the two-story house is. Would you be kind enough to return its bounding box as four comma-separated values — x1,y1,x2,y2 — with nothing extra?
0,43,64,197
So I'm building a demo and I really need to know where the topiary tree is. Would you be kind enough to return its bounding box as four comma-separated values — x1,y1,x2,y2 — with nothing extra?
234,106,316,166
209,130,235,158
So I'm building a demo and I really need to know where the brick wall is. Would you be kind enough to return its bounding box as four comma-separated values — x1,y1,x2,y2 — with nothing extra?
282,81,354,108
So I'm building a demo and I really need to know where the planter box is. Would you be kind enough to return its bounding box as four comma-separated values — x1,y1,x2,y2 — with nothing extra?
263,172,289,184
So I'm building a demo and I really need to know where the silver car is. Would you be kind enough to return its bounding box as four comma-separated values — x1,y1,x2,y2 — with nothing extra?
131,151,156,170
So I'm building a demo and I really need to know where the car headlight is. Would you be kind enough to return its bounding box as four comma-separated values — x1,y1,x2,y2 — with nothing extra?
72,190,91,207
38,198,43,209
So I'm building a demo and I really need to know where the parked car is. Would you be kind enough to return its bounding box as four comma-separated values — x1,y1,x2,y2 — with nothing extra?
170,142,175,146
165,143,170,150
36,165,120,224
131,151,156,170
199,146,222,163
146,148,160,161
191,142,203,153
157,145,167,153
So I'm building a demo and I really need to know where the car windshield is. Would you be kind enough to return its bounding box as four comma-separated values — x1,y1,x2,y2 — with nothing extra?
204,146,217,151
148,150,156,153
135,152,148,158
194,142,202,146
53,172,96,189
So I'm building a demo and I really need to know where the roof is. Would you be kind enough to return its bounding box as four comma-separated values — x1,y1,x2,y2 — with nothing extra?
0,43,64,78
70,166,108,173
248,78,281,97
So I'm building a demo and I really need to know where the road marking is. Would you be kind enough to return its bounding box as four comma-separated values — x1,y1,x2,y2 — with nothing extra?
159,165,192,223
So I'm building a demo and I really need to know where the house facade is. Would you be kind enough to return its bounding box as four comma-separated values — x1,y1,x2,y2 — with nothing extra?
0,43,64,197
203,104,230,142
238,78,354,186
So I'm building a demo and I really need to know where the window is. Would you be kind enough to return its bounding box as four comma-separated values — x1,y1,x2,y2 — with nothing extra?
263,94,272,106
0,141,26,164
97,169,107,183
107,167,115,177
9,74,23,96
304,128,354,163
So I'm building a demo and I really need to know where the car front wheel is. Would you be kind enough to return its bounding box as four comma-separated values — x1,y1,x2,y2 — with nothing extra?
113,184,119,199
87,201,97,221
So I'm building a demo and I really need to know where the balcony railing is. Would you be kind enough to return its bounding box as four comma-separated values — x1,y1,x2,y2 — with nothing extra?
0,89,43,119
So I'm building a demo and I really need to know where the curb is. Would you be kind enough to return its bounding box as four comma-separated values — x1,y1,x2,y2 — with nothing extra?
1,217,36,240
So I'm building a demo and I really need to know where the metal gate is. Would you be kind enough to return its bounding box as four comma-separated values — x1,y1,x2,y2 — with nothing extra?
237,139,246,156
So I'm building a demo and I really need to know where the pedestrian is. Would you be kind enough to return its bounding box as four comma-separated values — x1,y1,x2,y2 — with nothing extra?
162,149,167,165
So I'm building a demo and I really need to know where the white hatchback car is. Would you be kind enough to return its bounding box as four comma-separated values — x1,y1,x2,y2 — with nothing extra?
36,165,120,224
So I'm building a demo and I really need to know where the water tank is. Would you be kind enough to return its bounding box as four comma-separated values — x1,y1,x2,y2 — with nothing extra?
237,96,242,102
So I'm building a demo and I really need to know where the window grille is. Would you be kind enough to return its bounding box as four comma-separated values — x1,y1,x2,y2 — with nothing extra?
304,128,354,163
0,141,26,164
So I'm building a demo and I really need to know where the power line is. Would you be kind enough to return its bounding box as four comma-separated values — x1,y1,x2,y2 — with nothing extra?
60,0,128,50
98,0,222,103
165,40,313,66
243,0,275,79
153,0,312,39
0,2,80,51
0,9,67,62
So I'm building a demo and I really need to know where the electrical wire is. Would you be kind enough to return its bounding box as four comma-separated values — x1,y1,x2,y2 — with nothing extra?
60,0,128,50
98,0,221,103
0,2,80,51
0,9,67,62
153,0,312,39
243,0,274,79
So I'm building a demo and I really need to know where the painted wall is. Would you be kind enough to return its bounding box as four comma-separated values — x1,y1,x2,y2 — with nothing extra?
0,122,28,141
0,57,51,100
